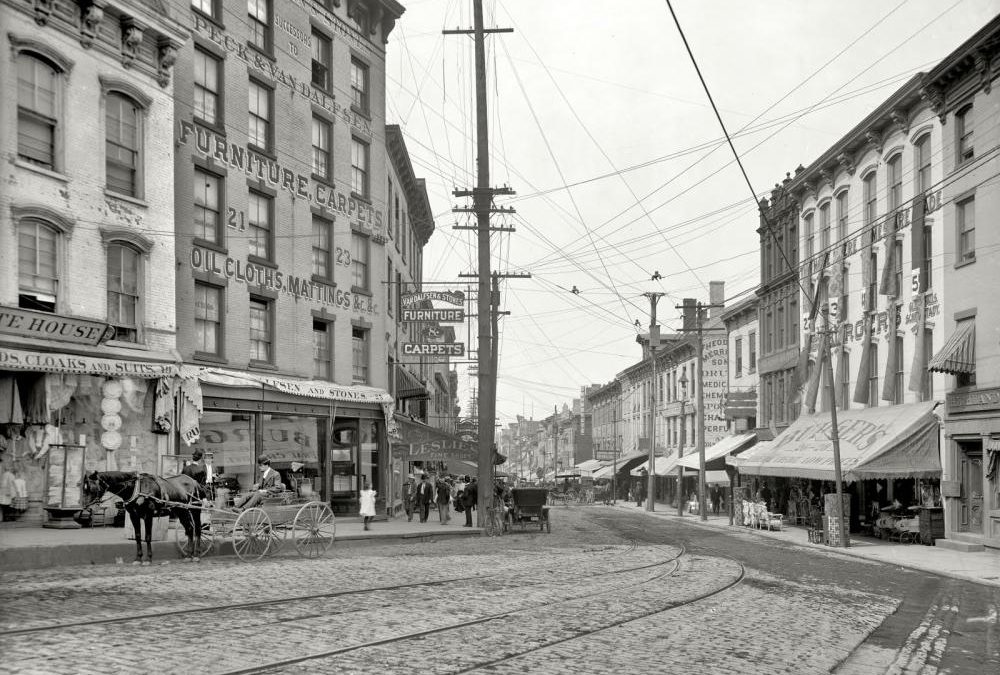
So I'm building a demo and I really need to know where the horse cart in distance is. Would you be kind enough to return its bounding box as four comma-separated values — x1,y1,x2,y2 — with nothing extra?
509,487,551,533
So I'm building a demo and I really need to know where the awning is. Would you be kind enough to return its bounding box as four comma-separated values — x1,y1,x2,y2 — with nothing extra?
928,321,975,374
735,401,941,481
591,450,648,479
197,367,393,404
576,459,607,473
629,455,679,476
678,432,757,470
391,415,477,461
705,470,730,484
395,364,429,400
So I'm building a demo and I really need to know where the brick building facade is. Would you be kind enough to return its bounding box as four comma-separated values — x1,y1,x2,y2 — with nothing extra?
0,0,188,526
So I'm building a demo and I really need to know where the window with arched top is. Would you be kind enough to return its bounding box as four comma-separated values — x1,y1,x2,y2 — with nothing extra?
818,201,831,253
803,212,815,262
17,53,61,170
886,154,902,212
107,242,142,342
956,105,974,165
835,189,849,243
106,92,143,197
914,134,932,194
862,171,878,227
18,219,60,312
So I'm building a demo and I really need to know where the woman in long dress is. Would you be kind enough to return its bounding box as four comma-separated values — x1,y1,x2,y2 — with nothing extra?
359,481,377,530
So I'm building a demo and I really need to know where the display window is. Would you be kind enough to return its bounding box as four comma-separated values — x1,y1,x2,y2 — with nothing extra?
188,407,381,515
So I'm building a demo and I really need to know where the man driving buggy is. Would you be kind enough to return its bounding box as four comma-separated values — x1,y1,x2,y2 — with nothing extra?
232,457,284,511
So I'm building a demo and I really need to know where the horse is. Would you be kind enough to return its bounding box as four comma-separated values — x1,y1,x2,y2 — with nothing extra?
81,471,206,565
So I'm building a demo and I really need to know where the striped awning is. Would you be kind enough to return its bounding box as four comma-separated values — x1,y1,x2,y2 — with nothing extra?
395,365,428,400
928,321,975,374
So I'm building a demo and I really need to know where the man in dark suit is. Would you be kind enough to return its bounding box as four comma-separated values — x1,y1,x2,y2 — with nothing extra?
416,474,434,523
462,477,478,527
233,457,283,510
181,449,207,485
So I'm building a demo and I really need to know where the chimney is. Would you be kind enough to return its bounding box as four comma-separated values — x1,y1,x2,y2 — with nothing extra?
709,281,725,317
682,298,697,331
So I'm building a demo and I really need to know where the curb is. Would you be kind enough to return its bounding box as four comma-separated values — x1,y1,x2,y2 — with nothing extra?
616,503,1000,588
0,527,485,572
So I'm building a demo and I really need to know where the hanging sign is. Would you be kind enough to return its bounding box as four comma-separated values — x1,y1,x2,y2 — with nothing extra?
0,306,115,346
402,342,465,356
401,308,465,322
401,291,465,307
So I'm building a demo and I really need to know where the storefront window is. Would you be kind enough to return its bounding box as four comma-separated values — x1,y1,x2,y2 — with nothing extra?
260,415,324,498
190,412,255,496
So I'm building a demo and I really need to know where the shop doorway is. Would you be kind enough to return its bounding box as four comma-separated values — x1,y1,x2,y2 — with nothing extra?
330,418,383,516
958,440,983,534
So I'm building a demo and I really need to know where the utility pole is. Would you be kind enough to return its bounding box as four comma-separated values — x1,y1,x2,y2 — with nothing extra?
677,369,687,517
643,292,664,511
676,300,724,522
444,3,513,525
821,305,849,548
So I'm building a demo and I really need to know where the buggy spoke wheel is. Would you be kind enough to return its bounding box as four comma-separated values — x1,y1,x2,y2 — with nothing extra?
175,521,213,557
293,502,336,557
234,508,271,562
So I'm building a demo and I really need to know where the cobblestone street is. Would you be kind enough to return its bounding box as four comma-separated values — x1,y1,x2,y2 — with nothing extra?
3,507,996,674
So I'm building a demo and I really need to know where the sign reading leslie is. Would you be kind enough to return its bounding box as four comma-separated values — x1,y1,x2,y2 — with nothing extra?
402,343,465,357
401,308,465,322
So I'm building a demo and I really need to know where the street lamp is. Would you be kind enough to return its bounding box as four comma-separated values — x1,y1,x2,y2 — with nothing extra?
677,369,688,517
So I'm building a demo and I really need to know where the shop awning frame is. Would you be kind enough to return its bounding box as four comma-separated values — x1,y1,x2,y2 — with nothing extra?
735,401,941,481
591,450,649,479
395,364,429,400
678,432,756,470
928,320,975,374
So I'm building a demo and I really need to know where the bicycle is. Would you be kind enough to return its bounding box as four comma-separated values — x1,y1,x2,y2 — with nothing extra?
483,496,508,537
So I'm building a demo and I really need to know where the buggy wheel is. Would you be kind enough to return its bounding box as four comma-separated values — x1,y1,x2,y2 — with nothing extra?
234,508,271,562
175,520,213,558
293,502,336,557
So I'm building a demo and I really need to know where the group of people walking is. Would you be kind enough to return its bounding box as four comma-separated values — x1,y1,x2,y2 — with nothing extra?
403,473,478,527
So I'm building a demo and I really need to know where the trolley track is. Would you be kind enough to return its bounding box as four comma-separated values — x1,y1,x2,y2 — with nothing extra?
0,539,670,638
215,544,746,675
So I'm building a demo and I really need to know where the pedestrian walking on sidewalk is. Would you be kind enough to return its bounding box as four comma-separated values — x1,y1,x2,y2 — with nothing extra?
360,481,376,530
416,474,434,523
635,469,647,507
402,478,416,521
435,476,451,524
462,477,477,527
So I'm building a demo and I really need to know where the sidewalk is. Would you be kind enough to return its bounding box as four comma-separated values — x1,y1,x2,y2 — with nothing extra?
0,514,480,571
612,498,1000,588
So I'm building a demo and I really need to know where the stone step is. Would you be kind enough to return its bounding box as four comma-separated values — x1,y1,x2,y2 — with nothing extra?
934,537,985,552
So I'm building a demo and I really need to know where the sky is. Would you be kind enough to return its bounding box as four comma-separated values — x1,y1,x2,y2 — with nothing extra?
384,0,1000,426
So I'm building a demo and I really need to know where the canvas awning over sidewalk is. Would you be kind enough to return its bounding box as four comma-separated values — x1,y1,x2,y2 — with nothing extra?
592,451,649,479
629,455,679,476
735,401,941,481
677,432,756,470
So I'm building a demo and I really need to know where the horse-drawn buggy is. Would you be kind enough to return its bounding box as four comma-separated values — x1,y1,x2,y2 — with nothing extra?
81,470,336,564
508,487,551,533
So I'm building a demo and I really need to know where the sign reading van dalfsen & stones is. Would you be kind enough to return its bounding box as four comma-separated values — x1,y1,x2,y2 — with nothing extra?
401,291,464,308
